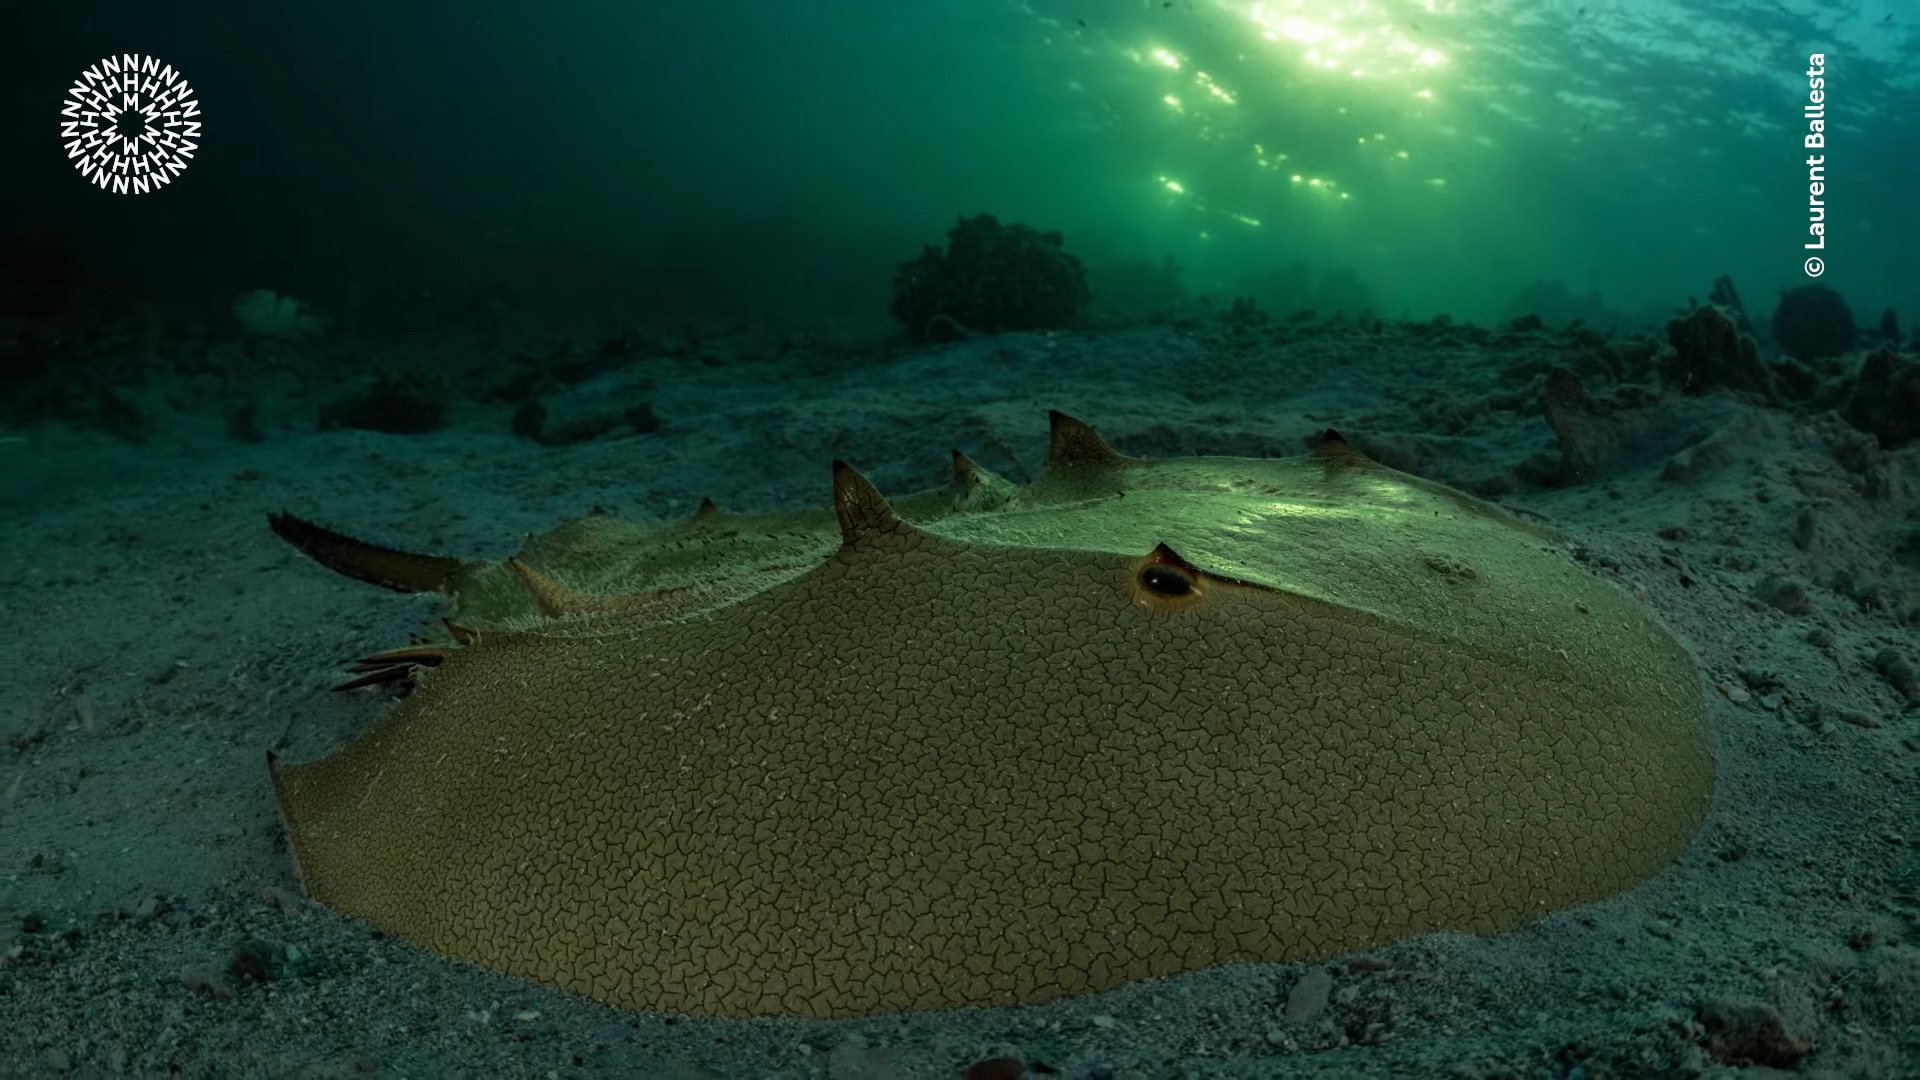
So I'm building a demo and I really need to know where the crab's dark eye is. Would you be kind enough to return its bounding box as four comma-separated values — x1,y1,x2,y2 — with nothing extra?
1138,564,1192,597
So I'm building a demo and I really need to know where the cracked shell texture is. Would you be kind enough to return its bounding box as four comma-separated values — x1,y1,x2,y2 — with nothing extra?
270,418,1712,1018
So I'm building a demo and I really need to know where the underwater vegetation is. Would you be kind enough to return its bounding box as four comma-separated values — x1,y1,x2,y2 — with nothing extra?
889,213,1092,341
1770,283,1856,361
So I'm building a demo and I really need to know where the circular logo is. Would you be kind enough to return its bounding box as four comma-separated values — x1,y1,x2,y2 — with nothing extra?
1803,256,1824,277
61,54,201,194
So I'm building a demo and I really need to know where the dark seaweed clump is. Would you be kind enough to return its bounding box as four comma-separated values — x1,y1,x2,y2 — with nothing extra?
890,213,1091,342
1771,284,1855,360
